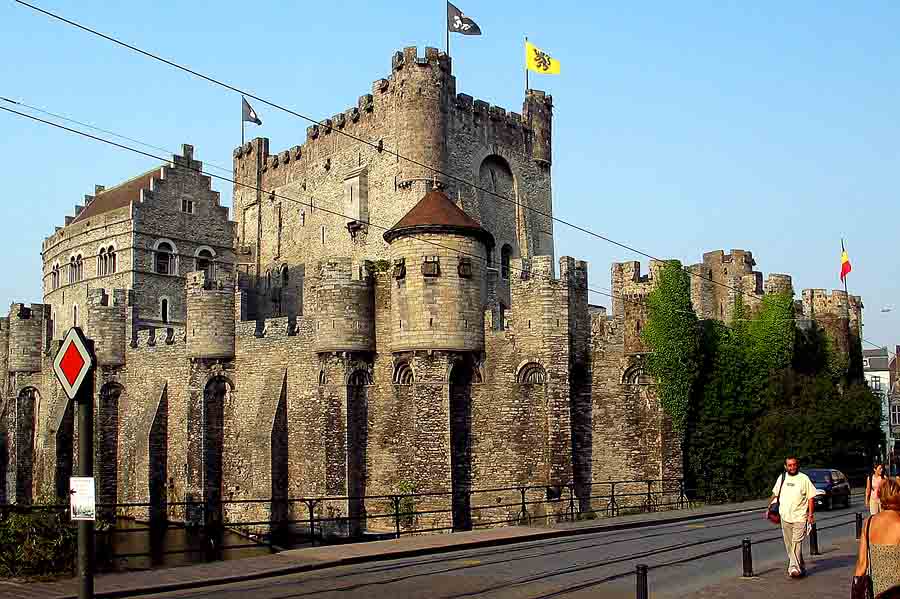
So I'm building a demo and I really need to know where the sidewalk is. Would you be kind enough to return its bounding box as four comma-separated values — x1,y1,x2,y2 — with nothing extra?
0,499,769,599
681,537,859,599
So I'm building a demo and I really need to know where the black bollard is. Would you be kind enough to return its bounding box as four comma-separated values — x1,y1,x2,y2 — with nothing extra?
809,523,820,556
636,564,649,599
741,538,754,577
856,512,864,540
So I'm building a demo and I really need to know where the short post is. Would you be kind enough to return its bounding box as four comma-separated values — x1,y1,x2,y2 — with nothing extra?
856,512,864,540
305,499,317,547
635,563,649,599
809,523,820,556
609,482,617,517
679,479,686,510
645,481,653,512
568,484,576,521
741,538,754,577
519,487,528,524
392,495,402,539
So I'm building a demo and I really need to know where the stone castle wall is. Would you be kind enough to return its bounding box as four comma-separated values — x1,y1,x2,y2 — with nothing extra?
233,47,554,320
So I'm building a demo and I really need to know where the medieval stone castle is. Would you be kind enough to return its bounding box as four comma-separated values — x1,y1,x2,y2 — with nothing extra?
1,47,862,531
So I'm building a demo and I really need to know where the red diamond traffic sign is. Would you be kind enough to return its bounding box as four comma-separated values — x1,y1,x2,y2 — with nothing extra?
53,327,95,400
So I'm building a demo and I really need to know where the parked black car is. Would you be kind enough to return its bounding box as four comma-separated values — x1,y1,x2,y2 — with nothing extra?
805,468,852,510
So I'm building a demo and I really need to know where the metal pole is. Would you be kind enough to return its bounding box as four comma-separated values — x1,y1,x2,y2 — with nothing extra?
741,538,754,577
76,341,95,599
635,564,648,599
856,512,864,540
809,523,820,556
392,495,401,539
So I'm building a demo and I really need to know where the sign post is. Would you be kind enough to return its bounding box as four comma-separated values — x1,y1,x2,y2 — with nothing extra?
53,327,96,599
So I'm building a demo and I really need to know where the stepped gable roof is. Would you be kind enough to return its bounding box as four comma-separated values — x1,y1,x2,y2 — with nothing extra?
71,168,158,225
383,189,494,248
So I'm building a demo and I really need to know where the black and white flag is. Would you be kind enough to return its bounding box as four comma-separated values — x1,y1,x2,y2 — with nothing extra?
242,96,262,126
447,2,481,36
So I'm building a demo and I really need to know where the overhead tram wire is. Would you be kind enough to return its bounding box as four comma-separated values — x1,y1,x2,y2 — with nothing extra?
0,96,235,176
13,0,775,310
2,104,652,313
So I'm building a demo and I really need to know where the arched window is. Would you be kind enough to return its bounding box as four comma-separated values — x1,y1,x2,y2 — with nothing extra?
160,298,169,324
281,264,289,287
73,304,78,327
107,245,116,274
155,242,175,275
501,244,512,280
623,364,652,385
518,362,547,384
98,248,107,276
348,370,372,387
68,256,76,284
75,254,83,282
51,263,60,290
196,248,215,278
393,362,414,385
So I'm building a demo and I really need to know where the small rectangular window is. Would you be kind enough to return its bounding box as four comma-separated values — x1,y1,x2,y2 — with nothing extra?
892,405,900,426
181,199,194,214
422,256,440,277
393,258,406,280
457,257,473,278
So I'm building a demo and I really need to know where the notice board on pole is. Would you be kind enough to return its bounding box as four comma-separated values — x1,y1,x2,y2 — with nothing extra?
69,476,96,521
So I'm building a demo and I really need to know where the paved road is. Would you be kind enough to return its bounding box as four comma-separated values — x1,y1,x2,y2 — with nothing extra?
142,505,859,599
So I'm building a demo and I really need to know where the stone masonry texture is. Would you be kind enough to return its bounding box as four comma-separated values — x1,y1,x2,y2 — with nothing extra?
0,47,863,541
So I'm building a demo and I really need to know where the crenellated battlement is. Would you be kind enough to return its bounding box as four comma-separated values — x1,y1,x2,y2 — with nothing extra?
610,260,665,317
131,326,185,348
307,258,374,353
764,273,794,296
801,288,851,319
702,249,756,271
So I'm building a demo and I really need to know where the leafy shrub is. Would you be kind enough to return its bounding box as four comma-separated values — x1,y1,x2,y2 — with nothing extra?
0,506,76,579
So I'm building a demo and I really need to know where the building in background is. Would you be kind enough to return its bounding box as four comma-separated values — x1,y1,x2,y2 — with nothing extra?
864,347,892,455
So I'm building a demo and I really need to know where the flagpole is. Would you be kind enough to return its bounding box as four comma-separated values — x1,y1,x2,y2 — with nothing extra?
842,237,849,296
524,35,529,92
446,1,450,56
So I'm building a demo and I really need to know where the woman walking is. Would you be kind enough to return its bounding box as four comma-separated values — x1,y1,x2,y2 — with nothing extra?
868,463,887,515
853,477,900,598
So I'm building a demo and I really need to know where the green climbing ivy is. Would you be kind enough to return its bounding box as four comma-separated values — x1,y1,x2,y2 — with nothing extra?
641,261,700,432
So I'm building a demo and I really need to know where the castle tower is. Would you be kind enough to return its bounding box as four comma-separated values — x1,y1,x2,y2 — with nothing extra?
384,188,494,352
186,270,236,360
523,90,553,166
86,289,129,367
802,289,852,357
308,258,375,353
392,47,452,195
7,303,48,373
764,274,794,297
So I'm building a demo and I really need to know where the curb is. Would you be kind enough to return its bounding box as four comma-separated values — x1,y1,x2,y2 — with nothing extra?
54,503,766,599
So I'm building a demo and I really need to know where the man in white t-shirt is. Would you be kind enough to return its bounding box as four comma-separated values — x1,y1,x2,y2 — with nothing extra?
766,456,817,578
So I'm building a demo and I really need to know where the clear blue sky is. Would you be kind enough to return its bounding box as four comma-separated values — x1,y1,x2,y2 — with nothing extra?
1,1,897,351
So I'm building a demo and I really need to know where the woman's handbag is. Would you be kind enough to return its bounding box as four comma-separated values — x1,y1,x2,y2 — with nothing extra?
767,473,784,525
850,516,874,599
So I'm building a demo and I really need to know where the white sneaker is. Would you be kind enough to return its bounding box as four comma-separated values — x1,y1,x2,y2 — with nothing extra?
788,567,801,578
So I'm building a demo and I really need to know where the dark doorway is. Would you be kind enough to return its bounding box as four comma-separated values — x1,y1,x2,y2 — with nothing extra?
347,370,369,537
449,363,473,531
98,383,122,522
15,387,39,504
203,377,228,535
55,399,74,502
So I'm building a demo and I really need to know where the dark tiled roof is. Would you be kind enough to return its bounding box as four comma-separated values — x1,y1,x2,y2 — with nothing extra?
866,357,890,371
71,169,158,224
384,190,494,247
864,348,888,358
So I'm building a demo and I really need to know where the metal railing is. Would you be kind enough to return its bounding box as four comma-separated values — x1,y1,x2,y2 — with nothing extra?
0,477,758,570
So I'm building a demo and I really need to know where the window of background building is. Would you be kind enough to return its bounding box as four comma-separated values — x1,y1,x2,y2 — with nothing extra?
892,404,900,427
181,199,194,214
501,244,512,280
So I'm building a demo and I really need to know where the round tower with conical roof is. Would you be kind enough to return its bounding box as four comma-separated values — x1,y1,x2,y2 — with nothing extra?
384,188,493,352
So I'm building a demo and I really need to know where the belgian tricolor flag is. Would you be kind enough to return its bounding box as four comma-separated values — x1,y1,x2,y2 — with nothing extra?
840,240,852,282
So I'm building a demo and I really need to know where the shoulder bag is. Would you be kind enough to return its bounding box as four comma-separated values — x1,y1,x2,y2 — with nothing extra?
768,472,784,525
850,516,874,599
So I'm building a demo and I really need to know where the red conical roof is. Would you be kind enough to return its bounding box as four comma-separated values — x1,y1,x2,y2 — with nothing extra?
384,189,494,247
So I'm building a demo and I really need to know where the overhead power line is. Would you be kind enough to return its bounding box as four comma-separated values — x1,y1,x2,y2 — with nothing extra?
3,104,651,313
12,0,786,310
